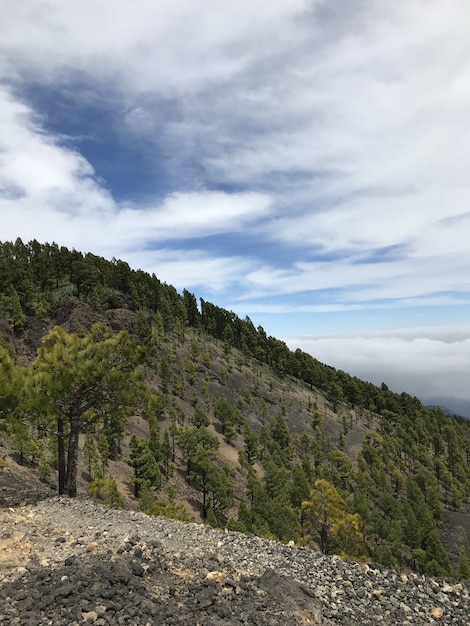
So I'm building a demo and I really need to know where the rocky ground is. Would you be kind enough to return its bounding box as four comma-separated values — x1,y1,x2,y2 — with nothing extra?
0,496,469,626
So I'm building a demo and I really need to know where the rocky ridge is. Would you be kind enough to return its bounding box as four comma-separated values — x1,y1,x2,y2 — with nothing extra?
0,498,468,625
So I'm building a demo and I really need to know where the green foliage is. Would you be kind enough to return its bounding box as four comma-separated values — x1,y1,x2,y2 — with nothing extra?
424,529,451,577
28,323,144,497
137,310,153,348
301,479,367,560
214,397,239,443
290,464,311,509
178,426,219,477
160,430,172,476
264,457,290,501
128,434,162,498
139,487,193,522
0,343,25,422
192,406,210,428
240,471,301,543
243,425,258,465
189,445,234,520
183,289,200,327
83,433,100,479
87,477,125,508
327,382,343,413
269,414,291,450
9,420,41,464
97,431,110,476
10,289,26,330
327,450,353,490
206,508,219,528
2,240,470,576
457,546,470,580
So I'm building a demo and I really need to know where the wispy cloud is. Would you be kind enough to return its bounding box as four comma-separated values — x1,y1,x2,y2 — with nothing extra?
1,1,469,409
124,248,258,295
0,83,271,260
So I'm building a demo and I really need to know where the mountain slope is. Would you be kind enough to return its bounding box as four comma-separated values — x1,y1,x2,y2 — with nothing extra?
1,239,470,579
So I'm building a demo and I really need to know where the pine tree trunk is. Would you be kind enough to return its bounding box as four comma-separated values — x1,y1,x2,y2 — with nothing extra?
201,473,209,519
202,485,207,519
320,526,328,554
134,469,140,498
57,418,66,495
65,421,80,497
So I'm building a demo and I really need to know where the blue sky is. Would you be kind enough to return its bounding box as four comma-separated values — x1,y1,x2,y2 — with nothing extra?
1,1,470,414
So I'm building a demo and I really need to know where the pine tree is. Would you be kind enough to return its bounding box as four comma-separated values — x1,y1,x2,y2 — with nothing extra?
243,425,258,465
270,414,291,450
161,431,172,476
189,445,233,520
192,406,210,428
137,310,153,348
301,479,366,559
98,431,110,477
0,343,24,422
425,529,451,577
83,433,99,479
10,289,25,330
128,435,162,498
214,397,237,443
457,546,470,580
88,477,125,508
29,323,144,497
148,414,161,461
9,420,40,464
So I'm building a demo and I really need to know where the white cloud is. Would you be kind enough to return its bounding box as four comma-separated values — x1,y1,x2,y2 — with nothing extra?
2,2,469,299
0,84,115,244
232,295,468,316
113,191,272,245
124,248,257,294
0,83,270,287
0,1,312,93
285,326,470,409
1,0,470,416
240,253,470,304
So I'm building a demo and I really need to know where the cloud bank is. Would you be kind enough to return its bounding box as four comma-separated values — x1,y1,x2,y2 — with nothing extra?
286,326,470,416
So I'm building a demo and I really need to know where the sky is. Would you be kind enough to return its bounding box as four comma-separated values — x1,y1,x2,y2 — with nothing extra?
1,1,470,415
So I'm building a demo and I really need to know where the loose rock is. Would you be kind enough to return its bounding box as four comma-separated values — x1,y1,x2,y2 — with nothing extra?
0,497,468,625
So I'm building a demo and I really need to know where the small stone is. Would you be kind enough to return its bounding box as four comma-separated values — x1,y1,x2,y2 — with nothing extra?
431,607,444,618
86,541,99,552
205,571,226,585
132,561,145,576
82,610,98,622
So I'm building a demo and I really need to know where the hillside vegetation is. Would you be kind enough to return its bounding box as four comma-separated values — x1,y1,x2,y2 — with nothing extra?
1,238,470,580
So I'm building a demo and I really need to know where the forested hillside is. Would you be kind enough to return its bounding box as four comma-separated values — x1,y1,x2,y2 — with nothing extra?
1,238,470,580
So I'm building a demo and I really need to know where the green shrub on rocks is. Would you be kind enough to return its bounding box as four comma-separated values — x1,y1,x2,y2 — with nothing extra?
88,477,125,508
139,486,193,522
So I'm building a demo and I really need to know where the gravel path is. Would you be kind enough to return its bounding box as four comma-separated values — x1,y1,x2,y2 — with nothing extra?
1,497,469,625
